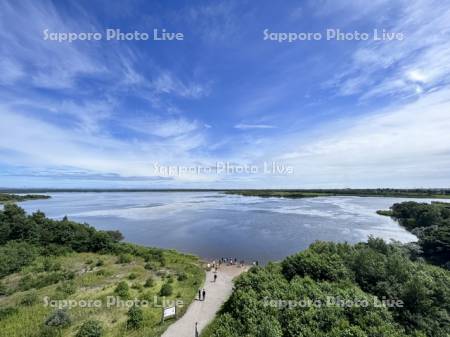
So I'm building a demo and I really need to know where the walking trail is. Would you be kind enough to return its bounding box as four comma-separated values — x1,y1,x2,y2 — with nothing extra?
162,264,248,337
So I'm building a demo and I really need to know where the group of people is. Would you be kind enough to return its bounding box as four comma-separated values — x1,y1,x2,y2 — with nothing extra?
213,257,246,267
198,288,206,301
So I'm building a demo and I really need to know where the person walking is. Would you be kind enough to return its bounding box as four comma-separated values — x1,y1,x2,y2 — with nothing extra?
195,322,199,337
202,288,206,301
198,289,202,301
214,273,217,282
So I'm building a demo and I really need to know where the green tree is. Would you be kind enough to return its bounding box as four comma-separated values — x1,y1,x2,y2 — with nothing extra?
126,306,143,329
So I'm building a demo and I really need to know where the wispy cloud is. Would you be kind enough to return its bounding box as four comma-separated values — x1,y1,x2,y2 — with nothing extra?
125,116,202,138
184,1,241,42
234,123,275,130
2,169,173,182
0,0,104,90
268,87,450,187
151,72,210,99
326,0,450,100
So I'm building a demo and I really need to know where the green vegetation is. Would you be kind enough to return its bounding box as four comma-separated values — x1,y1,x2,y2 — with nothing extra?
159,283,173,297
380,201,450,268
75,320,103,337
0,193,50,204
45,309,72,327
126,306,144,329
0,205,204,337
2,188,450,199
203,238,450,337
225,188,450,199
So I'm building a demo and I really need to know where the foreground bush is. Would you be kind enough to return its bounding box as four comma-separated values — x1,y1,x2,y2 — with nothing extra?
126,306,143,329
204,239,450,337
44,309,71,327
114,281,129,298
159,283,173,296
75,320,103,337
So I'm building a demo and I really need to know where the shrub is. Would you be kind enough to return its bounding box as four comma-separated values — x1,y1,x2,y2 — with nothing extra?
43,259,61,272
126,306,143,329
56,281,76,296
177,272,188,281
128,273,138,280
159,283,173,296
0,281,7,295
75,320,103,337
281,249,349,281
21,290,38,306
131,283,143,291
114,281,129,298
95,260,104,267
0,241,39,277
38,326,61,337
44,309,71,327
116,254,132,264
95,269,106,276
0,307,18,320
144,277,154,288
19,271,70,291
105,230,124,242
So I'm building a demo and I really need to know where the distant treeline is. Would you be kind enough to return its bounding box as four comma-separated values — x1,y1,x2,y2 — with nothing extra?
0,193,50,203
1,188,450,198
225,188,450,199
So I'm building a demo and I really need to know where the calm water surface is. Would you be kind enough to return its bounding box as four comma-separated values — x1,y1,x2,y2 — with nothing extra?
18,192,445,263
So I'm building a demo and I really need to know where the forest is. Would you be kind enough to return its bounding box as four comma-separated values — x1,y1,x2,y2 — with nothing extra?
203,201,450,337
389,201,450,268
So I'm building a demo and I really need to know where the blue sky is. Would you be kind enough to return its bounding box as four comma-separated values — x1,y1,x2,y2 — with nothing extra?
0,0,450,188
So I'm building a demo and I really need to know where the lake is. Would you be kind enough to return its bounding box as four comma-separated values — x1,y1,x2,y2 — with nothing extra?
17,192,444,263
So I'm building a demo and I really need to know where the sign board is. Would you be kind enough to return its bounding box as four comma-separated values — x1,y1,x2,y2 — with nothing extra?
162,306,176,322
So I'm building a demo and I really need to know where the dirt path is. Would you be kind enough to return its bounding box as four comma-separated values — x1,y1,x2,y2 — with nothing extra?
162,264,248,337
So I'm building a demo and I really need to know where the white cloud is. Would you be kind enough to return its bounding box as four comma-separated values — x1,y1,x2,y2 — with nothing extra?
1,87,450,188
406,70,427,83
234,123,275,130
328,0,450,100
151,72,210,99
0,105,209,181
126,117,201,138
270,87,450,187
0,1,105,89
0,58,24,84
185,1,239,42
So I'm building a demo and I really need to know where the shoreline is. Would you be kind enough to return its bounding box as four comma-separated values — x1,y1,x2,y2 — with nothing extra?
2,189,450,200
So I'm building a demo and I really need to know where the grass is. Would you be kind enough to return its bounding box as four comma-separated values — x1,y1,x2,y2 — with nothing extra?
0,250,204,337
